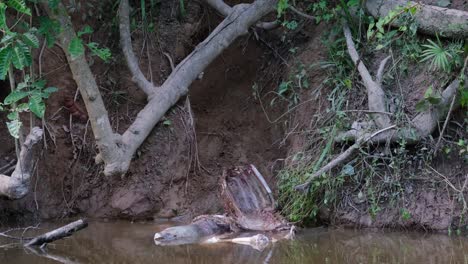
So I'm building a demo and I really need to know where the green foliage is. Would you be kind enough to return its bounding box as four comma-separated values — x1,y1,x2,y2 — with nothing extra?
415,85,442,112
4,76,58,118
38,16,61,47
68,25,112,61
2,76,57,138
87,42,112,62
69,37,85,59
277,0,289,18
6,0,31,16
420,37,463,72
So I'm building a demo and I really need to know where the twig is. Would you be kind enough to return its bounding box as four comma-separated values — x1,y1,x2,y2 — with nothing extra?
433,95,456,154
289,6,315,20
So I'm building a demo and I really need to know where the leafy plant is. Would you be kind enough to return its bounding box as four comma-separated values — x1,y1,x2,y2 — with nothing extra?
420,36,463,72
68,25,112,61
2,77,57,138
415,85,442,112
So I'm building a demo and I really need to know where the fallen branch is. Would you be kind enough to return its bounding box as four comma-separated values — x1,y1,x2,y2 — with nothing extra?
24,219,88,247
294,125,396,192
365,0,468,38
0,127,43,199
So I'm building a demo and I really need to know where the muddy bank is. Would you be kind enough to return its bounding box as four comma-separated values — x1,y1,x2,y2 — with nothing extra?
0,0,285,224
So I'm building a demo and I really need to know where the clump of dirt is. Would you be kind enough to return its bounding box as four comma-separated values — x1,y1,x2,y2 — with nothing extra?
0,0,286,224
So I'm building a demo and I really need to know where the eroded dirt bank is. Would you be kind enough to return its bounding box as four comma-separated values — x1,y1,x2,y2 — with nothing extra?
0,0,286,224
0,0,467,232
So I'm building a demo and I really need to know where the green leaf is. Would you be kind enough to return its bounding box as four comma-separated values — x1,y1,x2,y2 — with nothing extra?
86,42,112,62
48,0,59,9
7,111,18,120
277,0,289,17
4,90,29,104
0,47,12,80
38,16,61,48
42,86,58,98
29,94,45,118
11,45,26,69
0,2,8,31
68,37,84,59
6,119,21,139
6,0,31,16
460,88,468,107
415,100,429,112
21,31,39,48
77,25,93,37
16,102,28,111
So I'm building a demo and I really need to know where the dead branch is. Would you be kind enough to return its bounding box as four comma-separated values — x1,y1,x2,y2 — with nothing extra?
0,127,43,199
24,219,88,247
294,125,396,192
343,23,391,129
366,0,468,39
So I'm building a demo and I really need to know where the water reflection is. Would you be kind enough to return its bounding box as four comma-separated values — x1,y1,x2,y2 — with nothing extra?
1,221,468,263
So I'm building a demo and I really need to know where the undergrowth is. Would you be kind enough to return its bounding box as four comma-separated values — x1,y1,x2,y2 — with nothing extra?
276,1,468,226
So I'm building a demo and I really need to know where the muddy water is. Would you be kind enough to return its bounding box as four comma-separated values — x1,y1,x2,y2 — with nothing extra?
1,221,468,263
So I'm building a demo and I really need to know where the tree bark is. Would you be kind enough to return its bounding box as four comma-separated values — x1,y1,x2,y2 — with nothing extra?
41,2,124,176
0,127,43,199
366,0,468,38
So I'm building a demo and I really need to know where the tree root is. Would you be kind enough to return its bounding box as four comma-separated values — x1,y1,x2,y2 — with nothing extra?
365,0,468,38
0,127,43,199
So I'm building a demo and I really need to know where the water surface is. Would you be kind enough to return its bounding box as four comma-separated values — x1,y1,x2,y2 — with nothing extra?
1,220,468,263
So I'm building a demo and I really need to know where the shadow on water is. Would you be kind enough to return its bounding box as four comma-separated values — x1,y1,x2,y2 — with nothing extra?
1,221,468,263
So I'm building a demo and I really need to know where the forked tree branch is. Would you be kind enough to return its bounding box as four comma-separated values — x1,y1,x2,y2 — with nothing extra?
0,127,43,199
343,23,391,129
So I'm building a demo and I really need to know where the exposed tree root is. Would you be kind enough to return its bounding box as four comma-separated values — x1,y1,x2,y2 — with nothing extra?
294,125,396,192
0,127,43,199
343,23,391,129
41,0,278,176
294,20,466,191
